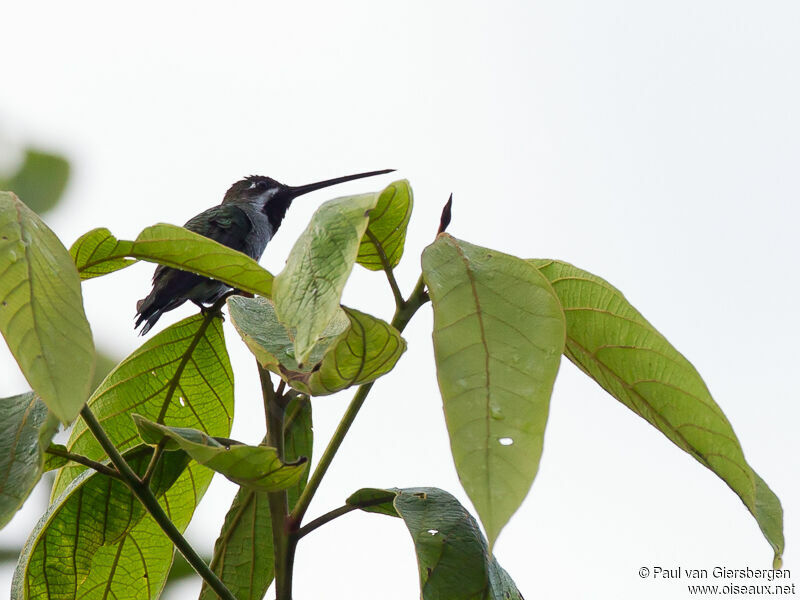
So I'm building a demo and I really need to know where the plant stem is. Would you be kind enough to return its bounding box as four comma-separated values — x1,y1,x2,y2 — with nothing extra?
295,505,358,539
365,229,404,310
290,274,429,526
79,405,237,600
44,446,122,480
258,364,293,600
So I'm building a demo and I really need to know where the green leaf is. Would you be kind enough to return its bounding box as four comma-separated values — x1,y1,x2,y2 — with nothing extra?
530,258,784,565
346,488,399,517
298,307,406,396
422,234,565,548
227,295,349,374
200,395,313,600
273,193,378,364
351,487,523,600
69,227,136,280
0,393,59,528
52,313,233,499
0,192,95,423
12,446,191,600
229,296,406,396
68,223,274,296
133,415,307,492
357,179,413,270
0,150,70,215
42,445,68,472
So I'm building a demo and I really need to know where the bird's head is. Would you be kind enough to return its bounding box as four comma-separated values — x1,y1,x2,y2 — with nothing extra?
222,169,394,229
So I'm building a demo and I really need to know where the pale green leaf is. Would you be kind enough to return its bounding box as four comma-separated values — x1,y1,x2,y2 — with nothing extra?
68,223,274,296
0,150,70,215
69,227,135,280
273,193,378,364
133,415,307,492
12,446,191,600
227,295,349,374
0,393,59,528
422,234,565,548
357,179,413,270
200,395,313,600
346,488,399,517
530,258,784,565
352,487,523,600
0,192,95,423
229,296,406,396
52,313,233,499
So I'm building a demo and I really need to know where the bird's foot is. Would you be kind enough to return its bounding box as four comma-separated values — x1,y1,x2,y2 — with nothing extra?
192,300,225,322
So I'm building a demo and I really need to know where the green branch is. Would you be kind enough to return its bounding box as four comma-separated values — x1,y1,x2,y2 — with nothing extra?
290,273,429,526
44,445,122,480
79,405,238,600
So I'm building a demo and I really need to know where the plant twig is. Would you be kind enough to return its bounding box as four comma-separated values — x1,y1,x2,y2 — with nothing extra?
79,405,237,600
44,445,122,480
290,275,429,526
258,364,293,600
295,505,358,539
365,229,404,310
141,438,167,487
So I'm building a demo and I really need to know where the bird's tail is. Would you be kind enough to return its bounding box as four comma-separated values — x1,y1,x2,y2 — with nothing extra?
135,293,180,336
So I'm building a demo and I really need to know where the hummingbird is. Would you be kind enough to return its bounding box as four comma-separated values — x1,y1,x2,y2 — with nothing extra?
135,169,394,335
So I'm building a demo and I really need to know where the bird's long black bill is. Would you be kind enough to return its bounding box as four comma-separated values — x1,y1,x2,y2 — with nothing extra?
286,168,395,199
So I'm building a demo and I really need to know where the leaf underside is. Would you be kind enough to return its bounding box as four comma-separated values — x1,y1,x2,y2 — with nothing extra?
356,179,413,271
12,446,192,600
530,258,784,565
422,234,566,548
0,192,95,423
0,393,58,529
273,193,378,364
351,487,524,600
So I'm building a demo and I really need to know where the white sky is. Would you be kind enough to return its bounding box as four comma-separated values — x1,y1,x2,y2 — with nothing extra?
1,2,798,598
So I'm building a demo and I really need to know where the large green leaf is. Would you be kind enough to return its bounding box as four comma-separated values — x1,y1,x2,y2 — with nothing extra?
350,487,523,600
422,234,565,548
133,415,307,492
0,192,95,423
69,223,274,296
228,295,349,374
52,313,233,499
273,193,378,364
530,258,784,565
0,393,59,528
357,179,413,270
229,296,406,396
200,395,313,600
12,445,191,600
0,150,70,215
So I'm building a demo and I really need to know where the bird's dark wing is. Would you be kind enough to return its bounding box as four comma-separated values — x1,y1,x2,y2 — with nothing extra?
151,205,253,283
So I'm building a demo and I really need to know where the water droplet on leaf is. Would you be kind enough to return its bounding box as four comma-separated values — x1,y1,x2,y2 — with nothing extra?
498,437,514,446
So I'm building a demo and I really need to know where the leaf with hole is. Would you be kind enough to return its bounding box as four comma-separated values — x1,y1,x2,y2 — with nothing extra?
357,179,413,271
0,192,95,423
0,393,59,529
200,395,313,600
422,234,565,548
133,415,308,492
52,313,233,499
530,258,784,566
350,487,523,600
12,445,191,600
273,193,378,364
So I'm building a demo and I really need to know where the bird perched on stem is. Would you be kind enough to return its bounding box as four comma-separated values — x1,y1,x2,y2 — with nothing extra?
135,169,393,334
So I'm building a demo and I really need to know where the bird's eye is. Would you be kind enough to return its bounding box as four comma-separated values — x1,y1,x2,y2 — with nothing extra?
254,181,268,192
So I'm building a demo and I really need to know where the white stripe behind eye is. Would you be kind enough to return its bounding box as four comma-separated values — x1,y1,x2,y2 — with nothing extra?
248,182,257,189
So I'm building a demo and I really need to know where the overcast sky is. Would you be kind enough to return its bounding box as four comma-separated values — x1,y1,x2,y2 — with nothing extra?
1,2,798,598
